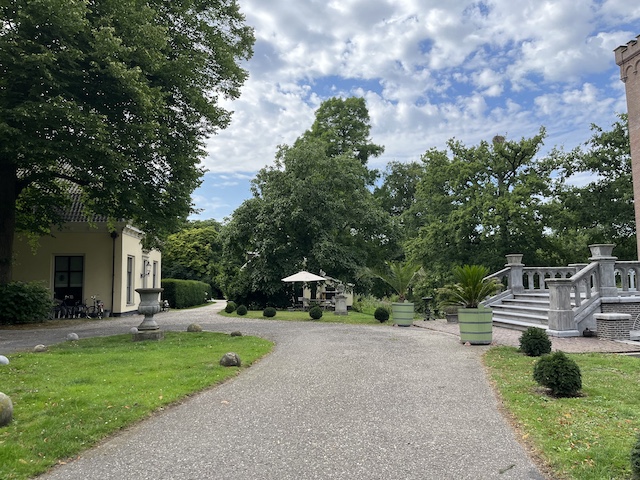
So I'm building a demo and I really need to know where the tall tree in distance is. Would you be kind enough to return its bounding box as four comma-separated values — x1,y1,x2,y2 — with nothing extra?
162,220,224,297
298,97,384,165
407,129,550,273
0,0,254,283
220,98,394,306
542,115,635,262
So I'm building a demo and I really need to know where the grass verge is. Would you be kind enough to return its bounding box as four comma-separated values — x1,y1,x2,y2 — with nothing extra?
0,332,273,480
219,309,389,325
484,346,640,479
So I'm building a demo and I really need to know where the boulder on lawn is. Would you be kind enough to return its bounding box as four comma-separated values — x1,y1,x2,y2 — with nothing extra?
0,392,13,427
219,352,241,367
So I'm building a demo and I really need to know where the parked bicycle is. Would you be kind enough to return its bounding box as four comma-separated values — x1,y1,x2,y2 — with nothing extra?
83,295,104,319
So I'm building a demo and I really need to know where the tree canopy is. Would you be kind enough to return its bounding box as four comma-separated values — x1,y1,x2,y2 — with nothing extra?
0,0,254,283
220,97,395,306
161,221,224,297
406,129,551,273
297,97,384,165
542,115,635,262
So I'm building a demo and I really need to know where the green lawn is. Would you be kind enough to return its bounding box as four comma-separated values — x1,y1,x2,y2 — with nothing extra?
484,346,640,479
219,308,390,325
0,332,273,480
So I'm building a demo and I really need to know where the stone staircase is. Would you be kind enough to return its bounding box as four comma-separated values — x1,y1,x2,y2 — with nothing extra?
490,292,551,331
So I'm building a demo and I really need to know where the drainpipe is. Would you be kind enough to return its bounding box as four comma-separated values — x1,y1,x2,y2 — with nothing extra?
110,231,119,316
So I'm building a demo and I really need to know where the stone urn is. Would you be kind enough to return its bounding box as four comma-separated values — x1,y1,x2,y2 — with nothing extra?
135,288,164,331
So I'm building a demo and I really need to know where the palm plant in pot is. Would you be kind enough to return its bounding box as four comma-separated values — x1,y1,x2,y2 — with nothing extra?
440,264,500,344
369,260,423,327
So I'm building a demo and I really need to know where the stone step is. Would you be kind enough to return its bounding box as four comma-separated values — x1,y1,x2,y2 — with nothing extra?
492,309,547,323
492,304,549,317
492,317,549,332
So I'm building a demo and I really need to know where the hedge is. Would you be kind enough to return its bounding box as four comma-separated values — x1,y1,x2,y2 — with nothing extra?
161,279,211,309
0,281,53,325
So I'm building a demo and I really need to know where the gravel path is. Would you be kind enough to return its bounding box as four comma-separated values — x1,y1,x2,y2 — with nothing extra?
3,304,548,479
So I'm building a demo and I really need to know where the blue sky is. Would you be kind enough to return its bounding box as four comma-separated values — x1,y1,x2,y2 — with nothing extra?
190,0,640,223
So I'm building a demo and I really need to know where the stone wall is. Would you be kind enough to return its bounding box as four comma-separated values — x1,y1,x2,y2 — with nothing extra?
595,313,634,340
601,299,640,318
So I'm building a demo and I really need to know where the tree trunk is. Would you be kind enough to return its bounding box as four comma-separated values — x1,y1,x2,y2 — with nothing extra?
0,163,18,285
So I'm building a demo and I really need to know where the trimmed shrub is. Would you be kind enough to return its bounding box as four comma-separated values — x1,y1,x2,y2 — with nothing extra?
374,306,390,323
263,307,277,318
309,306,323,320
631,433,640,480
533,351,582,397
236,305,248,315
0,282,52,325
519,327,552,357
161,279,211,309
224,301,237,313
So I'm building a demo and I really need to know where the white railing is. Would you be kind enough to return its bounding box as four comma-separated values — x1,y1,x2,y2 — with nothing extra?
615,261,640,293
485,245,622,335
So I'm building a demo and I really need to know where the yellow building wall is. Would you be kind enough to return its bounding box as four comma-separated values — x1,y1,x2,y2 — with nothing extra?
12,223,161,316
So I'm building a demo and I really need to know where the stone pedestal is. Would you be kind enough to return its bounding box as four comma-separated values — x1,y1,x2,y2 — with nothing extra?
589,244,618,297
135,288,164,339
506,254,524,294
333,294,348,315
546,278,580,337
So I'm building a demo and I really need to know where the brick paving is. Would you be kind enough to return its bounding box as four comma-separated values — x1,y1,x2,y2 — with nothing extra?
414,318,640,354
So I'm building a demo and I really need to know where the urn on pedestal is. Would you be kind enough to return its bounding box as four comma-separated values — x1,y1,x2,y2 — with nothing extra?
134,288,164,341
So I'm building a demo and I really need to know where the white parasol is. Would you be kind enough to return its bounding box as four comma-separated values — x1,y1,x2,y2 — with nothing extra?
281,271,326,282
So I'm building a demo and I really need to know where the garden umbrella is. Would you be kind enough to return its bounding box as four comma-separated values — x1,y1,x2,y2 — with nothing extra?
281,271,326,282
282,271,326,307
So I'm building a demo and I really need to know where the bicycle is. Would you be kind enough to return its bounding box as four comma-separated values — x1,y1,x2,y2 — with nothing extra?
83,295,104,319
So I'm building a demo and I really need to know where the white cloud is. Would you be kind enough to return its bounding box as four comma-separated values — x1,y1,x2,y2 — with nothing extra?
197,0,635,218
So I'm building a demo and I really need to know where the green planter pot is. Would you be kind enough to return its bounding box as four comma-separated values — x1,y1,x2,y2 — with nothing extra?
392,302,414,327
458,307,493,345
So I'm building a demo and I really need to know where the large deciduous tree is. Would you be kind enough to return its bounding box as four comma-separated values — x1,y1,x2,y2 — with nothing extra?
0,0,254,283
407,129,551,273
542,115,635,262
297,97,384,165
220,97,394,306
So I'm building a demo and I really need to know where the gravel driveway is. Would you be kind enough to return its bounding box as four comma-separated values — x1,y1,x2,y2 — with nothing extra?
3,303,545,479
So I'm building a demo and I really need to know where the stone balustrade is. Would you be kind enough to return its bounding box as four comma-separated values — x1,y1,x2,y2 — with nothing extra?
485,244,640,337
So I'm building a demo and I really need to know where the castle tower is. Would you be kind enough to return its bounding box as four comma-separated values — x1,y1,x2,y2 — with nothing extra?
615,35,640,258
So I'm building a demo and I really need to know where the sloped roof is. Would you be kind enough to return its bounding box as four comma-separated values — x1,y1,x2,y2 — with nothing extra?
63,190,109,223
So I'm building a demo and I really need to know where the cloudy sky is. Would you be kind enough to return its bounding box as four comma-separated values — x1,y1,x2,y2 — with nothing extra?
191,0,640,222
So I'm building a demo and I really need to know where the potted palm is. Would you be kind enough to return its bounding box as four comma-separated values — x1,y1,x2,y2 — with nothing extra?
441,265,500,344
370,261,423,327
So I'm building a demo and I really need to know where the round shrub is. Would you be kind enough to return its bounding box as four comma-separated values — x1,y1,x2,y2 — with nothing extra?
224,301,237,313
309,306,323,320
236,305,248,316
533,351,582,397
631,433,640,480
263,307,277,318
374,306,390,323
519,327,552,357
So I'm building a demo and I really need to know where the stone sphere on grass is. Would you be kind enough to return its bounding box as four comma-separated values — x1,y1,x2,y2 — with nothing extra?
0,355,9,366
219,352,241,367
34,344,47,352
0,392,13,427
66,333,79,341
187,323,203,332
